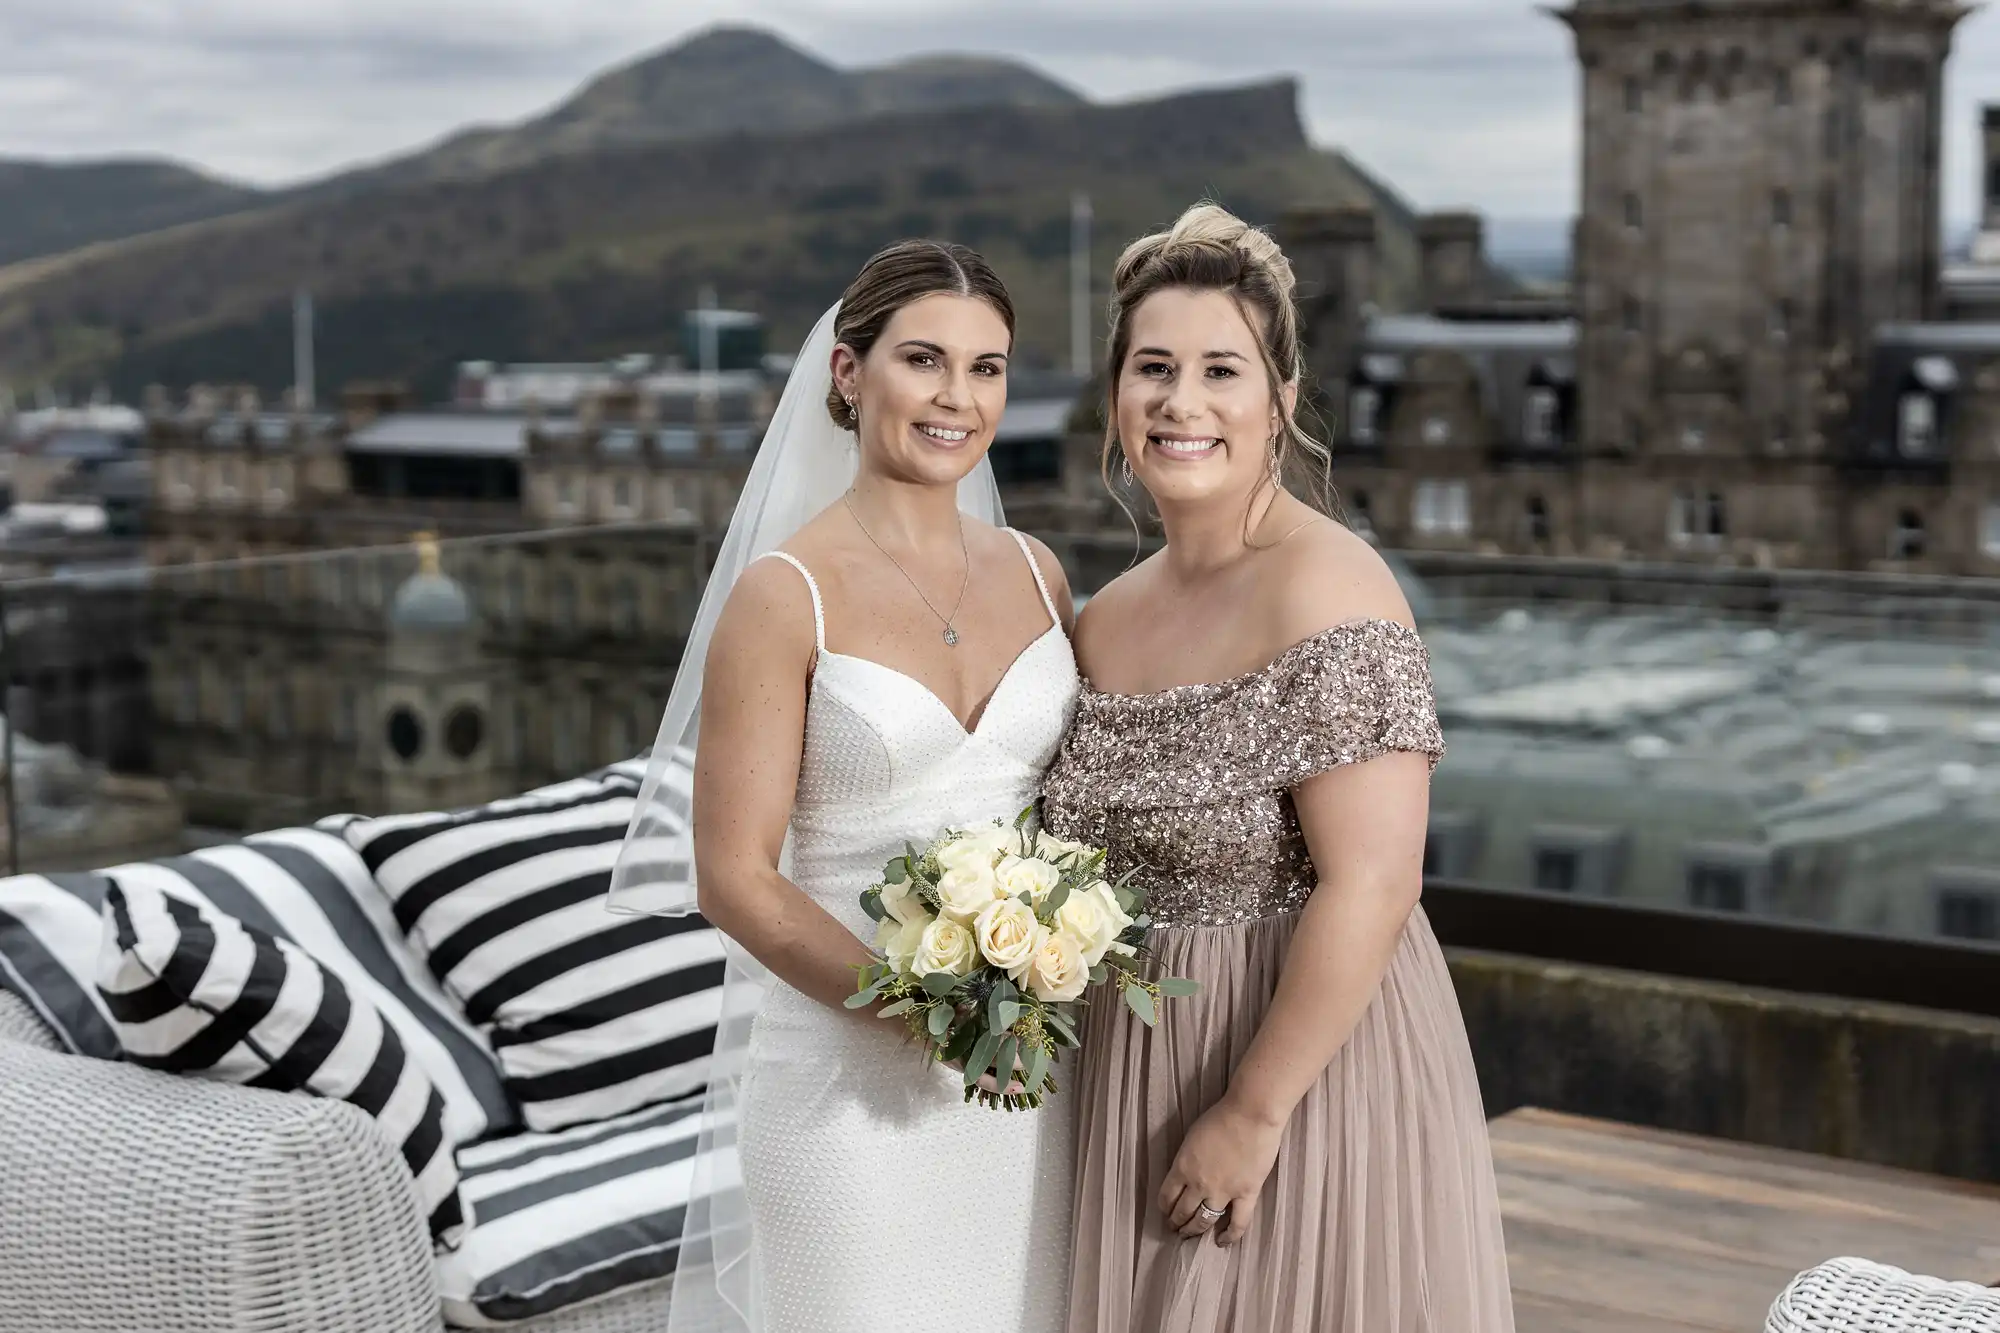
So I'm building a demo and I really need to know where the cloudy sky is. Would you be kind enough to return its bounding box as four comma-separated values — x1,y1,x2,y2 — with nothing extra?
9,0,2000,232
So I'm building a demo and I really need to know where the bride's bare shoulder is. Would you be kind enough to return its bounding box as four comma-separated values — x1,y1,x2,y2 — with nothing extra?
707,553,820,674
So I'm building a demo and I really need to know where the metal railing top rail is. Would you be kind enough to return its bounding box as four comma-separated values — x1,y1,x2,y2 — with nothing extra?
0,515,710,595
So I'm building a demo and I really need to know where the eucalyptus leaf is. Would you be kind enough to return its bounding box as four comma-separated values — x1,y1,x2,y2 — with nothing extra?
964,1032,1002,1088
1122,984,1158,1026
1022,1044,1051,1098
878,997,916,1018
1040,881,1071,920
997,1000,1021,1031
1157,976,1202,998
927,1003,952,1038
1088,964,1107,985
1044,1010,1079,1046
843,986,881,1010
994,1034,1019,1093
859,889,886,922
942,1023,978,1064
921,971,960,998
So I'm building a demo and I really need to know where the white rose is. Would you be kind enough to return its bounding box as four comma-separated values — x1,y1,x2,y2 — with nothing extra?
912,916,981,977
875,914,929,974
959,823,1018,857
995,855,1062,905
874,878,933,973
879,878,931,926
1054,880,1133,968
934,838,1004,922
973,897,1045,976
1033,830,1091,866
1021,930,1089,1003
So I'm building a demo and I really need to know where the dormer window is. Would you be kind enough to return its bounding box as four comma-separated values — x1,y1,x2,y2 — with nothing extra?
1898,392,1937,457
1349,387,1381,445
1523,387,1560,448
1890,508,1926,560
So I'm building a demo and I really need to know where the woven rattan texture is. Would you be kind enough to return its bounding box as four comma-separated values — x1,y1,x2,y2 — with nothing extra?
1767,1256,2000,1332
0,1038,440,1333
0,988,61,1051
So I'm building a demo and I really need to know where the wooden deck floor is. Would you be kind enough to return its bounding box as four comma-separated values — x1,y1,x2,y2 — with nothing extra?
1494,1109,2000,1332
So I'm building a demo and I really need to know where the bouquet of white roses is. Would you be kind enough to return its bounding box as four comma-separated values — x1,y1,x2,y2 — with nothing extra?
845,808,1197,1110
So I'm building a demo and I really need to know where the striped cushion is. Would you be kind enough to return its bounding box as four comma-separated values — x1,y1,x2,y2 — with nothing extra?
0,830,516,1148
338,760,724,1131
98,882,468,1245
439,1091,714,1325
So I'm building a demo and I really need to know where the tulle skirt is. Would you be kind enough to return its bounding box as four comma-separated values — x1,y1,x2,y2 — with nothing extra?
1066,905,1515,1332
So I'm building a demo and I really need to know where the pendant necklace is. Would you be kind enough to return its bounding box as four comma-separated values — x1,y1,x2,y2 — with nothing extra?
843,493,971,646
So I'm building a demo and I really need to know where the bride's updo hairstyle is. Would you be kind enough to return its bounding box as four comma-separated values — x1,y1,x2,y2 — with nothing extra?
825,239,1016,430
1102,202,1333,509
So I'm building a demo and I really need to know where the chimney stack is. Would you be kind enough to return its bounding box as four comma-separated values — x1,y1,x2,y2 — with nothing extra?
1417,212,1486,313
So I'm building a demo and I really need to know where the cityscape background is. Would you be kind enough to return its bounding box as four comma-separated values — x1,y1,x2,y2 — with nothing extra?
7,3,2000,953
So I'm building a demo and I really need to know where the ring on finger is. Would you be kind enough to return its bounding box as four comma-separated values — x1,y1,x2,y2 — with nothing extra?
1194,1201,1227,1222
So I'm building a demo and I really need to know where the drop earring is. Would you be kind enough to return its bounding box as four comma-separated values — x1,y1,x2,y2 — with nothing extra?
1119,453,1134,485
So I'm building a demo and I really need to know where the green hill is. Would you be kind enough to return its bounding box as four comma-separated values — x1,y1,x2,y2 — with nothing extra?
0,26,1086,267
0,158,263,269
0,79,1420,400
339,29,1085,190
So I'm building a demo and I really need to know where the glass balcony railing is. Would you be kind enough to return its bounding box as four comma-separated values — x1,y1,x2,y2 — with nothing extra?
4,522,2000,952
0,520,708,873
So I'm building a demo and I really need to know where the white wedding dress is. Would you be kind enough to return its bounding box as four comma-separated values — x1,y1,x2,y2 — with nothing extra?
735,532,1079,1333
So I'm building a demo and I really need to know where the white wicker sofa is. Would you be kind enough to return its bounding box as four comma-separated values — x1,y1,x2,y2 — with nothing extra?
0,762,724,1333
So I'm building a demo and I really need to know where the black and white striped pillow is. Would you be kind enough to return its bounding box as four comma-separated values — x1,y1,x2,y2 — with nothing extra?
97,882,467,1245
338,761,725,1132
437,1091,715,1325
0,831,517,1148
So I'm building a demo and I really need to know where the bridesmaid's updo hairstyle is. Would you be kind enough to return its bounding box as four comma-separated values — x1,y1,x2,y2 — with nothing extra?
825,240,1016,431
1103,202,1333,508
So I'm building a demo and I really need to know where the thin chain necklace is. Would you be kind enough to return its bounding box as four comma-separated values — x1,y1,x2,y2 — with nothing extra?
842,492,971,646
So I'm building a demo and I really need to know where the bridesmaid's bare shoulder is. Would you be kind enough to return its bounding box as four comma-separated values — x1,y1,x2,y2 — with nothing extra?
1259,518,1415,657
1071,552,1164,678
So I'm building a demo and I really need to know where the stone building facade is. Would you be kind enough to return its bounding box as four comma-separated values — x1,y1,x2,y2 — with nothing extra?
1286,0,2000,577
136,380,764,828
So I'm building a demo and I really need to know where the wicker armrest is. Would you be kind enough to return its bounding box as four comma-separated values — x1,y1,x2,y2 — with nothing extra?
0,988,62,1051
1767,1256,2000,1332
0,1041,442,1333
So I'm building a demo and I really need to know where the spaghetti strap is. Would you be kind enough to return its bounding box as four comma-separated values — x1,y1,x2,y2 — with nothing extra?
759,550,825,653
1006,528,1059,627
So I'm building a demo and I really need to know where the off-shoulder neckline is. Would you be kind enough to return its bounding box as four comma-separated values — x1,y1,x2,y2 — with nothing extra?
1078,616,1422,703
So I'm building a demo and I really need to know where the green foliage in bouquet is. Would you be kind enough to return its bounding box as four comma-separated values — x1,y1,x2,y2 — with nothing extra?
844,805,1198,1110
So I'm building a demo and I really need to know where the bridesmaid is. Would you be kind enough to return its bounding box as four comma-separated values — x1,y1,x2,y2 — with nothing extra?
1043,203,1515,1332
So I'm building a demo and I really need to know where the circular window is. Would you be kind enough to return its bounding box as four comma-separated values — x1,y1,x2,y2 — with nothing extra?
445,705,484,760
387,706,424,760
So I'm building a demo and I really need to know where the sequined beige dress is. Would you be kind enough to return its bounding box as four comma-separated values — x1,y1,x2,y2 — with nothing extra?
1043,620,1514,1333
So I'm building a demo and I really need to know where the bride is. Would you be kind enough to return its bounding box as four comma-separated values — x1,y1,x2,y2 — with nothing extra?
610,240,1080,1333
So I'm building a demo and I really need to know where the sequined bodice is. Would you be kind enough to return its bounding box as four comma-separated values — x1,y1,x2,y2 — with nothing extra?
1042,619,1444,928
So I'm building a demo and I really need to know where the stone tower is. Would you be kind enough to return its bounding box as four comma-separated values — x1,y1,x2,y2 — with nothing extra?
1556,0,1965,562
1552,0,1960,456
1275,206,1379,425
367,532,496,812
